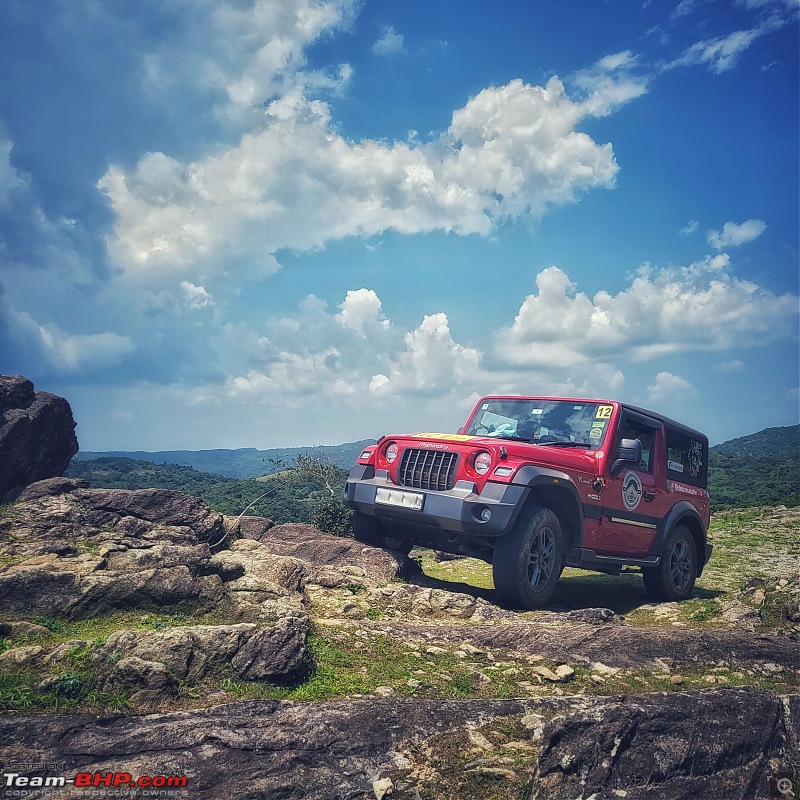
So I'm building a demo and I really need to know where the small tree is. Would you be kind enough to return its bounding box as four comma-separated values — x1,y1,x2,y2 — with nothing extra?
293,454,354,537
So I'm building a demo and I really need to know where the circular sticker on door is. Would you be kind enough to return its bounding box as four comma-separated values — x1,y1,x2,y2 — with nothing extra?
622,471,642,511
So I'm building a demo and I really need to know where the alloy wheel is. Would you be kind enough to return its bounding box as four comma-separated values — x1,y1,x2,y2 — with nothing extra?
528,526,556,590
670,539,693,592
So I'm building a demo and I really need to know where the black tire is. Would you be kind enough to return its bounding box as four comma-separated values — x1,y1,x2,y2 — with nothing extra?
383,537,413,556
352,511,413,556
492,506,564,609
352,510,384,547
643,524,697,602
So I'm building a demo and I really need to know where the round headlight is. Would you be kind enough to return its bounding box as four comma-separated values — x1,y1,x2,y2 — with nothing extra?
474,451,492,475
385,443,399,463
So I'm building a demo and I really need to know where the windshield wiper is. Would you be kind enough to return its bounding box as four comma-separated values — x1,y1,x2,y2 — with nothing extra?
537,441,593,448
489,436,592,448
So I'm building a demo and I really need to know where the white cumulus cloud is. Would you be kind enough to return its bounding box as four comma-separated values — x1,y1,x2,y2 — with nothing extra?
5,304,135,374
100,75,622,285
493,254,798,368
180,281,214,309
707,219,767,249
368,313,481,397
336,288,388,336
166,244,799,434
372,27,405,56
647,371,694,401
142,0,358,122
217,293,480,407
0,138,27,206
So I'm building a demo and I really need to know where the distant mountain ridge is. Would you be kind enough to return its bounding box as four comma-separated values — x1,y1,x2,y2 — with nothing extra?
708,424,799,508
73,440,376,479
710,424,799,459
70,425,799,509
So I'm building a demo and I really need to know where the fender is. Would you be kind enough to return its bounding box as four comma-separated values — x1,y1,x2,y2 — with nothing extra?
511,465,585,549
650,500,707,563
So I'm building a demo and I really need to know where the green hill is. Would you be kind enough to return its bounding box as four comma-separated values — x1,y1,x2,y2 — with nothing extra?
708,424,799,509
711,425,800,459
68,425,800,516
72,441,375,479
66,457,339,525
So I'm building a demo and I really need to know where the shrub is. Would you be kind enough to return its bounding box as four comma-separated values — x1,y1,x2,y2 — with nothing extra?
311,491,353,538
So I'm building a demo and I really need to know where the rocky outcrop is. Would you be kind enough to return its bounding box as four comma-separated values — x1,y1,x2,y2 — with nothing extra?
1,463,798,798
531,688,797,799
362,619,800,671
0,688,795,800
247,521,417,582
2,479,798,681
0,480,228,619
0,375,78,501
91,621,307,704
0,479,312,702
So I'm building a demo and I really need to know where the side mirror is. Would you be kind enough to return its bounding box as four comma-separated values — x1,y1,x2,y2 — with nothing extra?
457,426,464,434
610,438,642,476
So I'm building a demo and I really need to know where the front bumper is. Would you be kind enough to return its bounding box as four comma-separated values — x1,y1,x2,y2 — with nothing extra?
344,464,526,538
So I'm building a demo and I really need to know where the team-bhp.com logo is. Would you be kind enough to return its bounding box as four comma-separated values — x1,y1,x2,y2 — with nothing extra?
3,770,188,792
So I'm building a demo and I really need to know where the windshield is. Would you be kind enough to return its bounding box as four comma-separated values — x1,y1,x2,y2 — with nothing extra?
464,399,613,450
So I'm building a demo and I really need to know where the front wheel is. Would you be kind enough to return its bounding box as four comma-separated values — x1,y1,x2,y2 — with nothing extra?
492,506,564,609
643,524,697,601
352,509,384,546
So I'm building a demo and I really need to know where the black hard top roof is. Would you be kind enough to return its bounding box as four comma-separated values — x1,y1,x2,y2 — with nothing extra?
476,395,708,443
623,403,708,443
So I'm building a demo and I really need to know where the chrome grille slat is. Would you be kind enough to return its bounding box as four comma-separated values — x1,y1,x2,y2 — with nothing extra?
398,448,458,491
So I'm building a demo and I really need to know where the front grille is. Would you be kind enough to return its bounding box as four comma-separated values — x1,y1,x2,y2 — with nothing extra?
398,448,459,491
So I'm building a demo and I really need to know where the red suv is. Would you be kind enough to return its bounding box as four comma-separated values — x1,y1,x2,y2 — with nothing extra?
344,396,712,609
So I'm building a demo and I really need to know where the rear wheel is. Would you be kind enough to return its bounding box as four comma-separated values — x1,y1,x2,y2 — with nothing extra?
352,511,413,555
492,506,563,609
643,524,697,601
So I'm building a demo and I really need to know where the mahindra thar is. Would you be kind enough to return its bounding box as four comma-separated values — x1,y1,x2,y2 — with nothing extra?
344,396,712,609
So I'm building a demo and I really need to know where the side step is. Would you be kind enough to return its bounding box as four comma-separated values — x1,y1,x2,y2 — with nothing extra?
577,548,661,569
565,548,661,573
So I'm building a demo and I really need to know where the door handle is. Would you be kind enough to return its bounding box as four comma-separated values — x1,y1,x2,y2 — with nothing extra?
643,491,656,502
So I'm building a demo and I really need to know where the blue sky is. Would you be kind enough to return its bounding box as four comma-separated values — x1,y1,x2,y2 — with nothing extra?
0,0,797,451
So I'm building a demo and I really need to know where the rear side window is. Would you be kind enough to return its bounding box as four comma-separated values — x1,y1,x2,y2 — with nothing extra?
665,427,708,488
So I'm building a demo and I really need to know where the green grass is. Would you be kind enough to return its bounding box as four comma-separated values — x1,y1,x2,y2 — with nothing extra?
0,610,208,713
415,507,800,628
420,554,495,591
703,507,800,590
4,610,193,644
196,625,798,706
283,628,487,702
0,667,131,714
32,616,71,634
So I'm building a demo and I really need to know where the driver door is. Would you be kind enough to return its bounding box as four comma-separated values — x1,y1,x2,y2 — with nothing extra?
598,411,663,557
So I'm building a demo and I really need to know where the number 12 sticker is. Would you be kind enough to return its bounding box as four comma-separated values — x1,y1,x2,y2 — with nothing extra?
595,405,613,419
